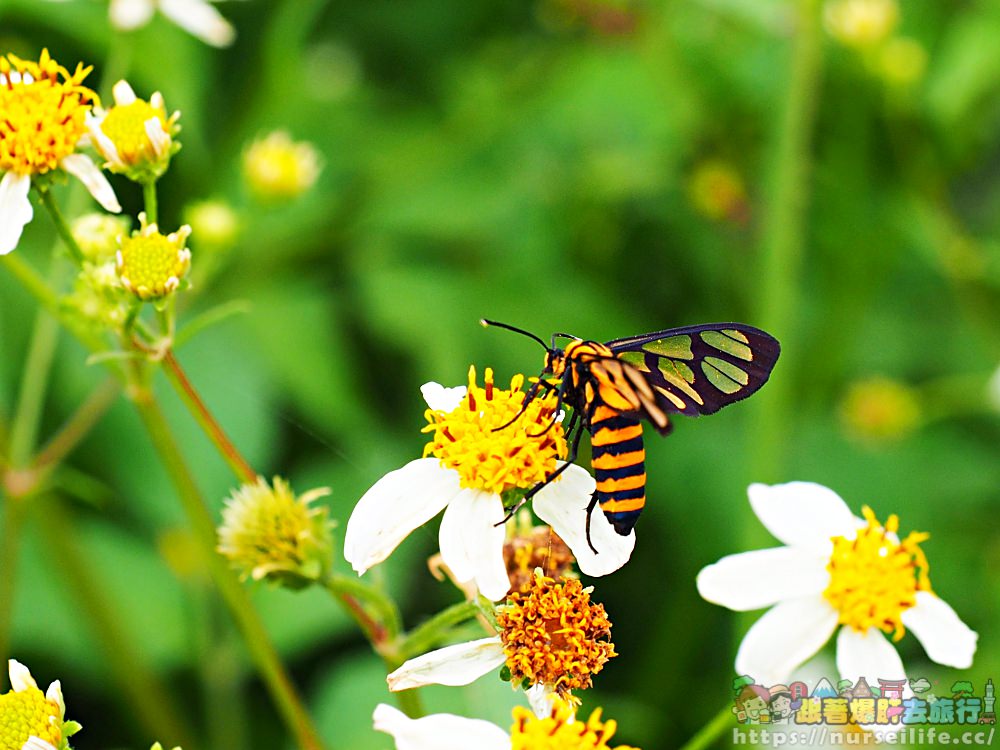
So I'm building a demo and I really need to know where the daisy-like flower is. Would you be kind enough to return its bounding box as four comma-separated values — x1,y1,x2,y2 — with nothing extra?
344,366,635,601
113,0,236,46
373,700,639,750
116,212,192,300
242,131,321,202
387,571,615,703
217,476,333,588
87,80,180,183
697,482,978,688
0,49,121,255
0,659,82,750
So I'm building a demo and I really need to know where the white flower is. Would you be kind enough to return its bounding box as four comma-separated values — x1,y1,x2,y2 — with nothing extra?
3,659,79,750
112,0,236,46
697,482,978,690
373,704,511,750
344,372,635,601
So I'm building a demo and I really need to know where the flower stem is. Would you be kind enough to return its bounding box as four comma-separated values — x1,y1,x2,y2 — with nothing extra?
161,350,258,484
678,703,735,750
322,573,403,647
144,180,159,225
128,386,327,750
37,188,86,266
32,378,121,475
396,600,483,660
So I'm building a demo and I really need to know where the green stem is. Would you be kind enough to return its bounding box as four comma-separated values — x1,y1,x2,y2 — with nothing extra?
128,387,327,750
322,573,403,647
749,0,823,483
38,188,86,266
679,703,736,750
31,495,196,746
161,351,258,484
144,180,159,225
0,497,26,669
32,378,121,476
392,687,426,720
396,600,482,660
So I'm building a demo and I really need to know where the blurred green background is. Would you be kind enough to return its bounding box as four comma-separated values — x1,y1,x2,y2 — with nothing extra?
1,0,998,747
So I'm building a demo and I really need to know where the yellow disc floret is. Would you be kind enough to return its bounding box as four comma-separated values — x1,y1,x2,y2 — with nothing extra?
116,213,192,300
824,506,932,641
0,49,96,176
0,682,62,750
423,366,567,495
497,571,615,697
101,100,167,162
510,703,639,750
243,131,321,201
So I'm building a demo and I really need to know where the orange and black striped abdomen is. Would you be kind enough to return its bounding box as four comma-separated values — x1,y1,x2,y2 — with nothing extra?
590,404,646,536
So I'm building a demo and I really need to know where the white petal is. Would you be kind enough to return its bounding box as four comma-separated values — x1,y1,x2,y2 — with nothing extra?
373,704,509,750
438,489,510,601
112,79,137,106
344,458,460,575
0,172,33,255
60,154,121,213
532,463,635,577
45,680,65,715
159,0,237,47
386,637,505,691
109,0,155,30
526,683,557,719
145,118,172,158
696,547,830,611
836,626,907,683
86,117,125,170
735,596,839,686
8,659,37,692
901,592,978,669
747,482,857,551
420,382,466,412
22,739,59,750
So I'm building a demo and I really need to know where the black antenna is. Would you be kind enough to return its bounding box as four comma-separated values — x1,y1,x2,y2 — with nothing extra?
480,319,549,350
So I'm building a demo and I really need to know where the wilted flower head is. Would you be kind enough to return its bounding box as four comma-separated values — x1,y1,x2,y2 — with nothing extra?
217,476,333,587
504,515,576,594
88,80,180,182
0,49,120,254
0,659,82,750
243,131,321,201
71,212,131,262
63,260,128,331
116,212,192,300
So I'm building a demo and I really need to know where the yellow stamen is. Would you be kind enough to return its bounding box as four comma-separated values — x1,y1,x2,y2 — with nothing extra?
510,703,639,750
0,683,62,749
497,572,615,696
423,366,567,495
0,49,96,176
116,215,192,300
824,506,932,641
505,518,576,594
100,99,168,165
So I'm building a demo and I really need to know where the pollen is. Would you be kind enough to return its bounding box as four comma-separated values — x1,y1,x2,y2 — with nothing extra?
823,506,932,641
510,703,639,750
497,572,616,697
423,366,567,496
116,215,192,300
0,49,96,176
100,99,168,165
505,519,576,594
0,683,62,750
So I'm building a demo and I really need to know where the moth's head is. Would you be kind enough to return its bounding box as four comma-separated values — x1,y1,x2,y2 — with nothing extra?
543,348,566,377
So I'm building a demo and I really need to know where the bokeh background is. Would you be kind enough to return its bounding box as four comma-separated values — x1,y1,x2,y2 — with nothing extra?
1,0,998,748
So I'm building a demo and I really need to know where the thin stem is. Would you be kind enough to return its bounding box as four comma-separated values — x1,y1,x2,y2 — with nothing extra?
31,495,196,746
32,378,121,475
161,351,258,484
392,687,426,720
38,188,86,266
396,600,482,661
322,573,403,648
678,703,735,750
144,180,159,225
749,0,823,483
129,387,327,750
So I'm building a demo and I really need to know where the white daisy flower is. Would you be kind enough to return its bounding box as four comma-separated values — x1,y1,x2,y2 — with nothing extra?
344,367,635,601
0,50,120,255
373,700,639,750
1,659,82,750
697,482,978,689
112,0,237,47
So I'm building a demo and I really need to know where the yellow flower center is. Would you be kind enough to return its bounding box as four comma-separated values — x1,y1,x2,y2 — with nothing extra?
100,99,167,164
510,704,639,750
0,684,62,750
505,521,575,594
423,366,567,496
0,50,96,176
243,131,320,200
117,226,191,300
497,572,615,696
823,506,931,641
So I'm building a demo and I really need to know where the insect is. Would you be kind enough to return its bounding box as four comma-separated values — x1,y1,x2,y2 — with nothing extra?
482,319,780,549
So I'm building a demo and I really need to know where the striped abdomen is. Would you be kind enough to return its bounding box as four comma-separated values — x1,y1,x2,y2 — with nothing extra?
590,404,646,536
